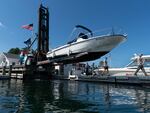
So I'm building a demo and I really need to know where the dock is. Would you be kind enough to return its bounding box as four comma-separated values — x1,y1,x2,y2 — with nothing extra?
1,63,150,86
0,65,52,80
53,75,150,86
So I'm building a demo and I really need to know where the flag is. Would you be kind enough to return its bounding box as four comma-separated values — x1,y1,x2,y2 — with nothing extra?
24,38,31,46
22,24,33,30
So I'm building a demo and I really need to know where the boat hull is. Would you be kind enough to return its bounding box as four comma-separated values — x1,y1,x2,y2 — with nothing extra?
47,34,126,64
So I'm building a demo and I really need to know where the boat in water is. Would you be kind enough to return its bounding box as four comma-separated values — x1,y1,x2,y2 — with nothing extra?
95,54,150,76
47,25,126,64
68,70,79,80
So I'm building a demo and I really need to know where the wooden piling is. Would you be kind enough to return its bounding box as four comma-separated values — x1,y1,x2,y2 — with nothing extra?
2,66,6,75
8,65,12,77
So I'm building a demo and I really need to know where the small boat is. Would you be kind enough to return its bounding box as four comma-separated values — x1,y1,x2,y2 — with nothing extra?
68,69,79,80
68,74,78,80
47,25,126,64
95,54,150,76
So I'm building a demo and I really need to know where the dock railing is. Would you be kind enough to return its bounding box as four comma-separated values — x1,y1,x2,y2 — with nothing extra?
85,27,126,38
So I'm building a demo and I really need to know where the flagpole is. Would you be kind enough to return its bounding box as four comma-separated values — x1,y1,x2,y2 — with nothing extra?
22,23,34,53
30,28,35,53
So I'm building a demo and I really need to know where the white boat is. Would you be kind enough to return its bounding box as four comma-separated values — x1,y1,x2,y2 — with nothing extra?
68,73,79,80
47,25,126,64
95,54,150,76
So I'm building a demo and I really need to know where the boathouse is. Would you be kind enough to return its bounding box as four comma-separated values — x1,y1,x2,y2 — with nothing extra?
0,52,19,66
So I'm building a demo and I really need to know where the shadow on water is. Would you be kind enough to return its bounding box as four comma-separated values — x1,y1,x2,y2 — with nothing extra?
22,80,90,113
0,79,150,113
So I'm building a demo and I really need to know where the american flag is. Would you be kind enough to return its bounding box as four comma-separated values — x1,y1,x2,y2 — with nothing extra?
22,24,33,30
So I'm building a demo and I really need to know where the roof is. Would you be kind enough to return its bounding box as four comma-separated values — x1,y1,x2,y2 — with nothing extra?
3,52,19,59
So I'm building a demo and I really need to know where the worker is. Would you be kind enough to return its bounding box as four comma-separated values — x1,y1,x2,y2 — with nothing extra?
102,57,109,75
134,54,147,76
19,51,25,65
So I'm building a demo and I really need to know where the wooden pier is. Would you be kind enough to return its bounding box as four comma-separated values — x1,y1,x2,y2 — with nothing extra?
53,75,150,86
0,65,53,80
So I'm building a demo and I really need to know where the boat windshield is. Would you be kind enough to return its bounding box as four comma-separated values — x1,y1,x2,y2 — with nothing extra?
67,25,93,44
126,59,150,67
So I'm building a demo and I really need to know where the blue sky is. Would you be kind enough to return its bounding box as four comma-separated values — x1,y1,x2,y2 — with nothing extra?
0,0,150,67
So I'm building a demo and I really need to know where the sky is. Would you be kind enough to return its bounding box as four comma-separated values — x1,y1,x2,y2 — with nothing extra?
0,0,150,67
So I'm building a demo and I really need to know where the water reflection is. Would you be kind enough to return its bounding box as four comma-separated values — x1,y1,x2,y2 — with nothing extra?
0,79,150,113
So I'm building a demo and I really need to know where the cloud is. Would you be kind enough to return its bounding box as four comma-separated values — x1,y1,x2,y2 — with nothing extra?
0,22,5,28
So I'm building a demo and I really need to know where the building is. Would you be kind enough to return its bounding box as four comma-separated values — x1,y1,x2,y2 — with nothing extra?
0,52,19,66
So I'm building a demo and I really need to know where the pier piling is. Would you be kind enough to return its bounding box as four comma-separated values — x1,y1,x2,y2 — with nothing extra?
2,66,6,75
8,65,12,77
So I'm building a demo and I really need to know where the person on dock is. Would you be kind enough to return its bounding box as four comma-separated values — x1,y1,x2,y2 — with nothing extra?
134,54,147,76
102,57,109,75
19,51,25,65
85,63,90,75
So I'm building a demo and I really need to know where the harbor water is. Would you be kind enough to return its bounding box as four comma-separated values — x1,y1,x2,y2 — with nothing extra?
0,79,150,113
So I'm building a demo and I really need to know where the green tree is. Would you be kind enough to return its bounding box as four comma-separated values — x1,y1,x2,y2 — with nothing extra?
8,47,21,54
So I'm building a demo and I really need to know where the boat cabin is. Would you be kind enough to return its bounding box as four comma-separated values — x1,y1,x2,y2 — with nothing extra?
67,25,93,44
67,33,88,44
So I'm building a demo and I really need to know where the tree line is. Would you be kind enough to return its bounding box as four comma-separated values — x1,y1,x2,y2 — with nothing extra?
8,47,28,54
